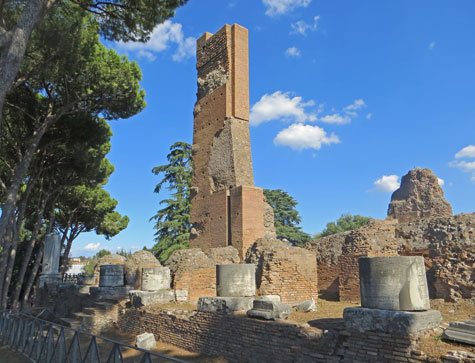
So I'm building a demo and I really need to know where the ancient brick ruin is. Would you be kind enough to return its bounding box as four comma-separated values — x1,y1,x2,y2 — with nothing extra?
306,168,474,303
27,25,474,363
189,24,266,258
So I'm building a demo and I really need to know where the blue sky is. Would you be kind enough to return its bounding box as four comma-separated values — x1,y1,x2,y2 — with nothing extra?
72,0,475,256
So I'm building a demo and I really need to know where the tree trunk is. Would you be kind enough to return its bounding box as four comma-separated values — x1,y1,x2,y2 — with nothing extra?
0,219,14,304
0,0,55,127
0,176,41,308
20,241,44,309
10,196,48,310
0,114,56,245
20,209,55,309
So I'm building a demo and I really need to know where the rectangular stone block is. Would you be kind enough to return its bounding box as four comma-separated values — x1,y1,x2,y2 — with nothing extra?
343,307,442,334
130,290,175,307
175,289,188,302
197,296,254,313
443,318,475,345
89,286,131,301
135,332,156,350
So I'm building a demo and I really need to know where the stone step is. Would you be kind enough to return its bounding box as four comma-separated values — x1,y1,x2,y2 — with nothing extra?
82,307,96,315
92,301,115,311
73,312,94,325
61,318,82,330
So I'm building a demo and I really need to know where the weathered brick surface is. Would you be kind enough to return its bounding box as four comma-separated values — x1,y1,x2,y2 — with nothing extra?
246,239,318,305
190,24,267,258
306,214,474,302
164,248,216,302
317,263,340,297
118,307,433,363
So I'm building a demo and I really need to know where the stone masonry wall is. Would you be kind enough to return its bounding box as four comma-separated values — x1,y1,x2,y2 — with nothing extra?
118,307,433,363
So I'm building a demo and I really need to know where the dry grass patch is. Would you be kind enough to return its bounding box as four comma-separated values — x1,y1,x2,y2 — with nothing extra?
288,299,359,325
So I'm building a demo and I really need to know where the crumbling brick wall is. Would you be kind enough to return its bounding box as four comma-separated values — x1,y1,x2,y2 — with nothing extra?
190,24,267,258
338,221,402,301
118,306,434,363
246,238,318,305
306,214,474,302
165,248,216,302
305,231,349,299
165,247,242,302
396,213,474,301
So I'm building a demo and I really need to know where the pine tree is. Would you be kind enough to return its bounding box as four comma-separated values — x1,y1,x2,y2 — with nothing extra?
151,142,192,263
314,214,371,239
263,189,311,247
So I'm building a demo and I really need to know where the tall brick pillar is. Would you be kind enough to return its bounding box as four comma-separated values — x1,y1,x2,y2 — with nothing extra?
189,24,265,258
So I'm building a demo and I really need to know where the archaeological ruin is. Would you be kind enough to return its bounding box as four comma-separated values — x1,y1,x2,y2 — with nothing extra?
189,24,267,258
5,25,473,363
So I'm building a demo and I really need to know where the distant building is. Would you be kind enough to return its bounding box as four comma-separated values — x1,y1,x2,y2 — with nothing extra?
65,264,84,275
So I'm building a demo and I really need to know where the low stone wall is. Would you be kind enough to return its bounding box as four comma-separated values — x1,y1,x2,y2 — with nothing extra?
339,330,425,362
118,306,433,362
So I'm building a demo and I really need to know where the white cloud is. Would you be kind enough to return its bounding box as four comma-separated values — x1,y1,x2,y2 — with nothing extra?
455,145,475,159
285,46,301,57
366,113,373,120
250,91,316,126
449,160,475,172
116,20,195,62
437,178,445,187
274,123,340,150
290,16,320,35
319,113,351,124
344,98,366,111
428,41,435,50
263,0,311,16
319,99,367,124
103,245,122,252
84,243,101,251
373,175,400,192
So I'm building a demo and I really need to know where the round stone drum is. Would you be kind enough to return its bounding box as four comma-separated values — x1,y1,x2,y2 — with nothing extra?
99,264,124,287
216,264,256,297
141,267,171,291
359,256,430,311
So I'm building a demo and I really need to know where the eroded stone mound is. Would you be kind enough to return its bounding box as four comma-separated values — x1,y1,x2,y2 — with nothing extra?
205,246,241,264
387,168,452,222
94,254,127,278
124,250,161,289
245,238,318,305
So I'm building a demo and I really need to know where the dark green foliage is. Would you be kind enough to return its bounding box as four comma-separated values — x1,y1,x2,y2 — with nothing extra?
117,248,132,258
151,142,192,263
263,189,311,247
72,0,189,42
96,249,111,259
314,214,372,239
